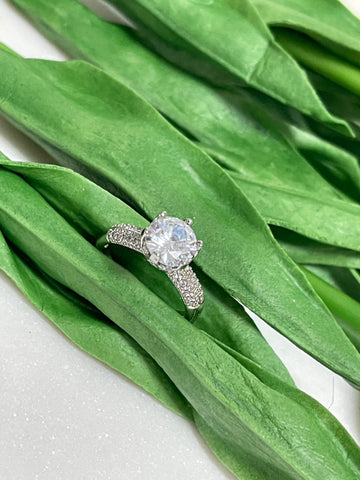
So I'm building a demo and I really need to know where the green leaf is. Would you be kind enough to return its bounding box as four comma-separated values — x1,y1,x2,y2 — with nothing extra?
229,171,360,252
8,0,342,201
1,166,360,480
274,29,360,97
0,50,360,387
196,338,360,478
198,137,340,201
302,266,360,353
0,230,192,419
304,265,360,303
202,144,360,252
251,0,360,65
308,71,360,123
300,73,360,159
274,227,360,270
288,126,360,202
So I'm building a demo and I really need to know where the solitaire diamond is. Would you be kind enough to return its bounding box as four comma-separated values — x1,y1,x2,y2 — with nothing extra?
142,212,201,271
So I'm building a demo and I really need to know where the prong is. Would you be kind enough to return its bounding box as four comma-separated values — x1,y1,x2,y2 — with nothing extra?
156,211,167,219
196,240,203,250
184,218,193,225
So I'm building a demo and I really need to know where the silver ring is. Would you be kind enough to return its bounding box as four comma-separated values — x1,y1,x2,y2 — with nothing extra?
99,211,204,321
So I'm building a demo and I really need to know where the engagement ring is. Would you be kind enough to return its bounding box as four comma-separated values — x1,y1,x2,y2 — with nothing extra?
98,211,204,321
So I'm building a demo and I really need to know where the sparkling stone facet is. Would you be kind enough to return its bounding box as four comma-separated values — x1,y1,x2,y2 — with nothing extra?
142,216,199,270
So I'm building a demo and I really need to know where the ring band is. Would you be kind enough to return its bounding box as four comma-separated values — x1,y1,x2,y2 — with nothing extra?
97,211,204,321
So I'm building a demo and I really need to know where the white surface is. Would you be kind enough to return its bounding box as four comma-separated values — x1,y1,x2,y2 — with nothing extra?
0,0,360,479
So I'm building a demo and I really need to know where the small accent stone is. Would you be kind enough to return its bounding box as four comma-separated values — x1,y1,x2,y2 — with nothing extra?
106,224,143,252
168,266,204,308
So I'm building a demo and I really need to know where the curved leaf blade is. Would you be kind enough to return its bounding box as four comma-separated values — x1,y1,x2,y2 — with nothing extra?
288,126,360,202
251,0,360,66
274,227,360,270
230,172,360,252
302,266,360,353
304,265,360,303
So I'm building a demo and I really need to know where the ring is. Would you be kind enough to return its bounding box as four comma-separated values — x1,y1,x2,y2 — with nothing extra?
97,211,204,321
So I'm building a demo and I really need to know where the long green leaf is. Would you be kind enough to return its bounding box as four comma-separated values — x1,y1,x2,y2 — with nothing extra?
300,73,360,159
0,51,359,387
197,338,360,477
203,143,360,250
229,172,360,252
274,227,360,270
304,265,360,303
288,126,360,202
8,0,341,200
275,29,360,97
308,122,360,166
251,0,360,65
0,154,292,384
308,71,360,124
0,230,192,419
302,266,360,353
1,166,360,480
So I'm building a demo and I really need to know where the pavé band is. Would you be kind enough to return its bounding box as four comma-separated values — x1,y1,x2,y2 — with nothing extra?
100,212,204,321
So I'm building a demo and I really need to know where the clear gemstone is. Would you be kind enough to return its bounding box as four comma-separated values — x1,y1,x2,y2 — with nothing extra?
142,216,198,270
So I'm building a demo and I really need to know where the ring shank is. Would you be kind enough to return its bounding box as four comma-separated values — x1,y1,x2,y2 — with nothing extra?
106,223,143,253
102,223,204,321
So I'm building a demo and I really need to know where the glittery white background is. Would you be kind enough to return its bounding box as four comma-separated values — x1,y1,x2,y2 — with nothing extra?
0,1,359,479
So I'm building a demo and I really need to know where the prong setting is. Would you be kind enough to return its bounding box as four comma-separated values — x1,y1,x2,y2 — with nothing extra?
184,218,193,225
196,240,203,251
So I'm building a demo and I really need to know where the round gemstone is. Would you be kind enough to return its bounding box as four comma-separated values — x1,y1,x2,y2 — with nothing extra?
142,216,198,270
